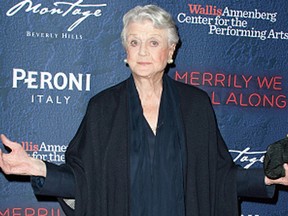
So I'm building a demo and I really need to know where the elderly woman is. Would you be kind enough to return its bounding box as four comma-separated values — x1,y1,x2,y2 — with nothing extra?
0,4,288,216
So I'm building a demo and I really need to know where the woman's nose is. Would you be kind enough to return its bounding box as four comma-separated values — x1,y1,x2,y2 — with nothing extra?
138,44,148,56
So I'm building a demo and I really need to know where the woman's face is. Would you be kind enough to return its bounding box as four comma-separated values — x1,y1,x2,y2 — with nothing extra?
125,20,175,79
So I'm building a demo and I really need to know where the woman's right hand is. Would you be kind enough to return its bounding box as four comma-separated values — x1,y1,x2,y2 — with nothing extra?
0,134,46,177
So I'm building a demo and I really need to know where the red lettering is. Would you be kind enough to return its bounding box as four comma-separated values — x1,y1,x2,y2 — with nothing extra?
12,208,21,216
174,71,188,83
248,93,262,107
202,72,213,86
187,4,202,14
38,208,48,216
226,92,238,105
0,208,62,216
51,208,61,216
34,144,39,151
225,92,286,108
239,94,248,107
227,74,232,87
273,76,283,90
275,95,287,109
187,4,222,16
25,208,35,216
233,75,242,88
214,73,225,87
0,209,9,216
211,91,220,105
257,76,282,90
242,75,252,88
262,94,274,107
21,141,39,152
190,71,200,85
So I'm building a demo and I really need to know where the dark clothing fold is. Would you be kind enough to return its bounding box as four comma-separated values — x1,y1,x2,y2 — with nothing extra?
128,75,185,216
32,162,75,198
32,75,274,216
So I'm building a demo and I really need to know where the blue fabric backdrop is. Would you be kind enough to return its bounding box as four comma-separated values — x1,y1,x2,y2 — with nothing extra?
1,0,287,215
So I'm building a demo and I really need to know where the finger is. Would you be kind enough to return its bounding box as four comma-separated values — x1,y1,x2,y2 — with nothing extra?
0,149,4,168
0,134,20,150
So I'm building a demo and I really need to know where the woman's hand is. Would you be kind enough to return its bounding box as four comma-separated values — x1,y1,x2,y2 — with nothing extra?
0,134,46,177
265,163,288,186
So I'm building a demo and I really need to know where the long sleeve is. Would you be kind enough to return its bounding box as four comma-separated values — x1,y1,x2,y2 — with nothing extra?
236,167,275,198
31,161,75,198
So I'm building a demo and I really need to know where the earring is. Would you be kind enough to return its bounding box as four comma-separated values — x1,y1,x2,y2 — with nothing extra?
167,59,173,64
124,59,127,63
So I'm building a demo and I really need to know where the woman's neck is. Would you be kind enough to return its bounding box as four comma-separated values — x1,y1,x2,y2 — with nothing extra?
133,74,163,100
133,74,164,135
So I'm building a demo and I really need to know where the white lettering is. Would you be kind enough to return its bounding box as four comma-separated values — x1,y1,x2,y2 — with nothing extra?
12,68,26,88
12,68,91,91
229,147,266,169
54,72,68,90
6,0,107,31
40,72,53,89
26,71,38,89
31,95,71,104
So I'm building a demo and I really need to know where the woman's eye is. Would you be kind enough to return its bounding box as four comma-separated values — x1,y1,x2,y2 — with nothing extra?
150,41,159,47
130,40,138,47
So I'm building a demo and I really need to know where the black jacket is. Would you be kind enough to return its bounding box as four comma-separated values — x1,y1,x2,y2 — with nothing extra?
35,76,273,216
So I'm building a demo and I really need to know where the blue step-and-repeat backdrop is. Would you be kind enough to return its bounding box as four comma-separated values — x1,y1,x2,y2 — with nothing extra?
1,0,287,215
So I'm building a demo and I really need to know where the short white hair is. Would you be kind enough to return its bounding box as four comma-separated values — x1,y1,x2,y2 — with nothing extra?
121,5,179,48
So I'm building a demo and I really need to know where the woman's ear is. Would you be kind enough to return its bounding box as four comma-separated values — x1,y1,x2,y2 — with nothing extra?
169,43,176,59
